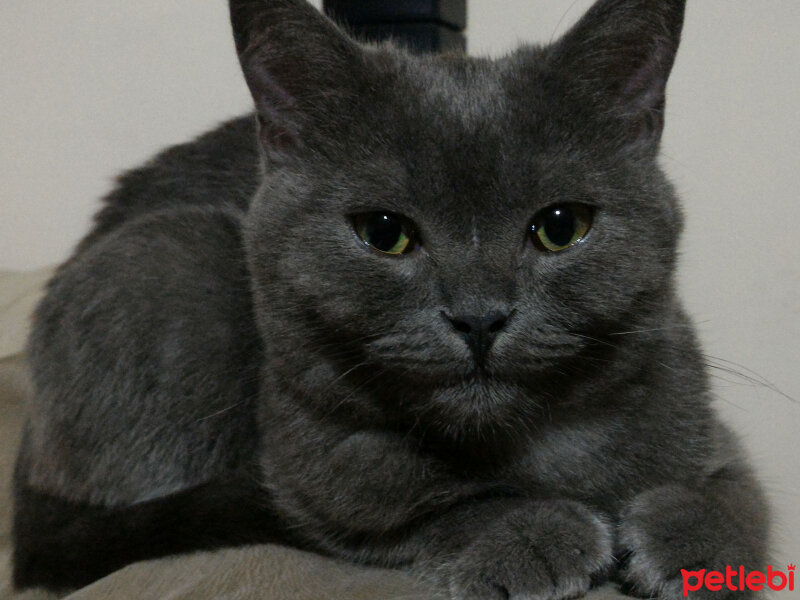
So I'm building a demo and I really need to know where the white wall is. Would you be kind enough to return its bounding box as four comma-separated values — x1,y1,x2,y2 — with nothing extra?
1,0,797,568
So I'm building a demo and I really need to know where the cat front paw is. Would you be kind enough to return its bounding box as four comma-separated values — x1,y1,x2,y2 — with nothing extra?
617,485,761,599
445,500,613,600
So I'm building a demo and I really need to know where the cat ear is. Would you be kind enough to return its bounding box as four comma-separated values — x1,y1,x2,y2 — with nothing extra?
229,0,368,162
551,0,686,151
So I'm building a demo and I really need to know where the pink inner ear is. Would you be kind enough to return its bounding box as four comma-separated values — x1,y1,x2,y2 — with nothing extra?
256,114,300,157
246,60,303,157
615,41,671,145
621,41,671,110
624,108,665,148
266,128,297,154
243,59,297,114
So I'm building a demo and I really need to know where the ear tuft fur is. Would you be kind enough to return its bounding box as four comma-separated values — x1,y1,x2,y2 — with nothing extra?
552,0,686,150
229,0,368,161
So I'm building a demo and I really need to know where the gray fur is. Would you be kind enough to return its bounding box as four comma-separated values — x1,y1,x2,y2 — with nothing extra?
16,0,768,598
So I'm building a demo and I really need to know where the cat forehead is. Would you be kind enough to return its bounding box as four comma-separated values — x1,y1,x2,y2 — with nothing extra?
380,47,547,137
336,48,592,206
398,53,508,128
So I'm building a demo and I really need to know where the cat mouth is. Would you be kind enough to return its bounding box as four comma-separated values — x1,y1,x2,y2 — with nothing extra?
387,361,500,390
465,365,495,383
435,364,519,392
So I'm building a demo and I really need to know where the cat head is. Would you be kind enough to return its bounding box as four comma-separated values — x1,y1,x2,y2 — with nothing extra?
231,0,687,440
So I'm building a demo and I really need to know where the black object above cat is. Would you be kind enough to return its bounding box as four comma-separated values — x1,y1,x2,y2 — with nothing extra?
13,1,768,598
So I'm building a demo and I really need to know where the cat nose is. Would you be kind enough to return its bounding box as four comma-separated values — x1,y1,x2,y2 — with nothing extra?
446,312,509,364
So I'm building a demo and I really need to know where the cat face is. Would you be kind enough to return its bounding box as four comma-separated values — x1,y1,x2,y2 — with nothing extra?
234,0,686,435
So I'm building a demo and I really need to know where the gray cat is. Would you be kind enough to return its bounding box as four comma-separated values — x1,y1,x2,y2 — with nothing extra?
13,0,769,598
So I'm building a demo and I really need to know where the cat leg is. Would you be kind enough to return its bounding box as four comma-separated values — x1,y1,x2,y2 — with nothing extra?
11,470,291,590
616,464,768,599
14,206,265,590
411,497,615,600
263,412,614,600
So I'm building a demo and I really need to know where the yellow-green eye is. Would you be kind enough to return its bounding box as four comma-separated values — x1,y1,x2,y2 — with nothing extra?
353,212,416,255
530,204,593,252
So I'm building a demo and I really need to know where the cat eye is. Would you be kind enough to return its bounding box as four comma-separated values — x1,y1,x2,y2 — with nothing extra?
352,212,417,256
529,204,593,252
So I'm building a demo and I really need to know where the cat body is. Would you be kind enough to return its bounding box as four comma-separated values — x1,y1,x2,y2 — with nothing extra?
14,1,769,598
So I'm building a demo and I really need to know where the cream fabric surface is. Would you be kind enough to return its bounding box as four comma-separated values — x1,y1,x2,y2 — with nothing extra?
0,268,626,600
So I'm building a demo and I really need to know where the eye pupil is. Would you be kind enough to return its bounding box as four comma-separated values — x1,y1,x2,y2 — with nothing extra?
353,212,415,255
366,215,402,252
542,208,576,248
530,204,593,252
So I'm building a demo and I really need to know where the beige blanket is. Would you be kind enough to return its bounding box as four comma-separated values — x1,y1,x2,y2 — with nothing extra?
0,269,624,600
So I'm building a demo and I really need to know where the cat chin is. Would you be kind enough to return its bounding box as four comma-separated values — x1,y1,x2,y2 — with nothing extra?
420,378,536,436
432,378,519,405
